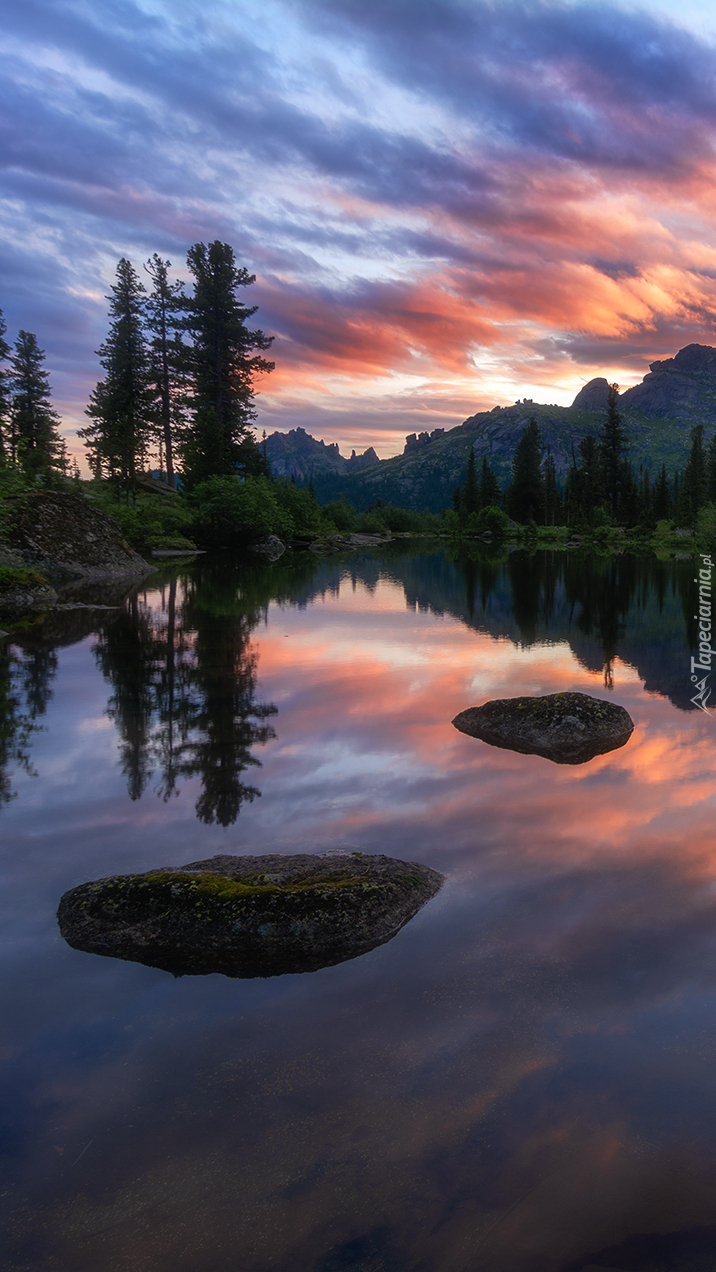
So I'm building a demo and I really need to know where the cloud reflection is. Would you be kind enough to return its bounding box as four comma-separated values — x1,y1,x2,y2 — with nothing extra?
2,547,716,1269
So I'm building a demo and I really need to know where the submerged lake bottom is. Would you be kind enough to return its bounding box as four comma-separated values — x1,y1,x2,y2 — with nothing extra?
2,543,716,1272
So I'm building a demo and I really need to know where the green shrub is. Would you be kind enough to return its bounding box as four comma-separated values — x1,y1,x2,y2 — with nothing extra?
90,487,194,551
355,510,386,533
320,499,356,532
188,476,294,549
378,504,418,532
0,466,33,500
697,503,716,545
273,482,322,535
475,504,509,538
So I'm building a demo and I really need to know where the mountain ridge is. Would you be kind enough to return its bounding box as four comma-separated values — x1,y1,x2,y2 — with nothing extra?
264,426,379,481
263,343,716,511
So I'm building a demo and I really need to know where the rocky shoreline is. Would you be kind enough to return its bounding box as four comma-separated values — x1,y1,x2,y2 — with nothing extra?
0,490,153,620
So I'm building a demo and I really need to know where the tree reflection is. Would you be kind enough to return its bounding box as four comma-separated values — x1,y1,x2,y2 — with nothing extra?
395,543,699,709
0,639,57,805
93,598,158,801
175,569,278,825
563,555,638,690
93,558,288,826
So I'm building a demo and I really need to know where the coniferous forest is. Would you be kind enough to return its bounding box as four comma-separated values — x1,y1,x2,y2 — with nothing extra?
2,243,716,552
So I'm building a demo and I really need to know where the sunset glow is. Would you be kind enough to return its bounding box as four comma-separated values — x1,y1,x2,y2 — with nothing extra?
4,0,716,459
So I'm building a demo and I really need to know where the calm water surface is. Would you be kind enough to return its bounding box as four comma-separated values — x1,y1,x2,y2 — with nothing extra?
2,544,716,1272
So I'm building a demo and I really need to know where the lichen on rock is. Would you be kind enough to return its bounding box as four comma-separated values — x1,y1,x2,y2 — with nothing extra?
452,691,634,764
4,490,151,581
57,852,445,978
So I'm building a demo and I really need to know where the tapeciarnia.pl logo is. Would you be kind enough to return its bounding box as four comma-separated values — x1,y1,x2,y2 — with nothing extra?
691,553,714,712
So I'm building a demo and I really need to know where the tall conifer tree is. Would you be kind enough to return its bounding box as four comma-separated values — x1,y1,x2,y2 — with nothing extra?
543,446,558,525
653,462,671,520
80,259,152,491
462,446,480,517
706,430,716,504
479,455,501,508
144,254,187,489
599,384,628,519
182,241,274,484
639,465,652,524
507,418,544,523
10,331,62,475
679,423,707,524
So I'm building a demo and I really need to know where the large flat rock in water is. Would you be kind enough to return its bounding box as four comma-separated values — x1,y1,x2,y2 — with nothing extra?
57,853,445,978
452,692,634,764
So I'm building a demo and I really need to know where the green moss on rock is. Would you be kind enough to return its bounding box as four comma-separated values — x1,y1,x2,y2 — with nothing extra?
58,852,445,978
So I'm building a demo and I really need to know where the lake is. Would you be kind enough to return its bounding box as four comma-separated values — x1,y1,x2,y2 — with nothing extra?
2,542,716,1272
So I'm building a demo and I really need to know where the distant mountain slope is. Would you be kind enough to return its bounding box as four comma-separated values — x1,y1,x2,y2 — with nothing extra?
621,344,716,420
270,344,716,512
312,403,697,511
264,426,378,480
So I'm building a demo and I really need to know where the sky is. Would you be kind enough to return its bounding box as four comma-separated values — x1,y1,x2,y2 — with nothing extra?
4,0,716,463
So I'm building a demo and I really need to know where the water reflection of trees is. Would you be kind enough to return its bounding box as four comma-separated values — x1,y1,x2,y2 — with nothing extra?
405,544,697,708
0,545,704,808
0,641,57,805
93,557,323,826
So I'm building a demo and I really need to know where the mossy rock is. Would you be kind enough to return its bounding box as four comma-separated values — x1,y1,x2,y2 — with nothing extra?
57,852,445,978
0,565,58,615
452,691,634,765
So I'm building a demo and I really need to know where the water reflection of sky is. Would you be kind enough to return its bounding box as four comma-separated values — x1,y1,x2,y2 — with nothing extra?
3,549,716,1271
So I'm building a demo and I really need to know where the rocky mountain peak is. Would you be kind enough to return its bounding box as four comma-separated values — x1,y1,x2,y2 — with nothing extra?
571,377,612,411
648,343,716,377
264,427,379,480
620,342,716,420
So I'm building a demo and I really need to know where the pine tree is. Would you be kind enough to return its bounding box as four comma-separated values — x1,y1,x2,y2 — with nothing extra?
507,418,544,524
619,459,640,525
80,259,152,492
10,331,62,475
706,431,716,504
599,383,628,519
479,455,501,508
462,447,479,517
564,434,605,526
144,254,187,489
679,424,707,525
578,435,603,520
652,463,671,520
543,446,558,525
0,310,11,461
639,465,652,524
182,241,274,483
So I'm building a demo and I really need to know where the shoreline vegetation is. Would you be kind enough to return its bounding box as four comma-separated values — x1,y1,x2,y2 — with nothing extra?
2,241,716,596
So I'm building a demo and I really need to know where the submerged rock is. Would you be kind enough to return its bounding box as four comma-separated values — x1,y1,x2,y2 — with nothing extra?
452,691,634,765
57,852,445,978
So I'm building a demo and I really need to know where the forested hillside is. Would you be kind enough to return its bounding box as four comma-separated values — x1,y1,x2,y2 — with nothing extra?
280,345,716,512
